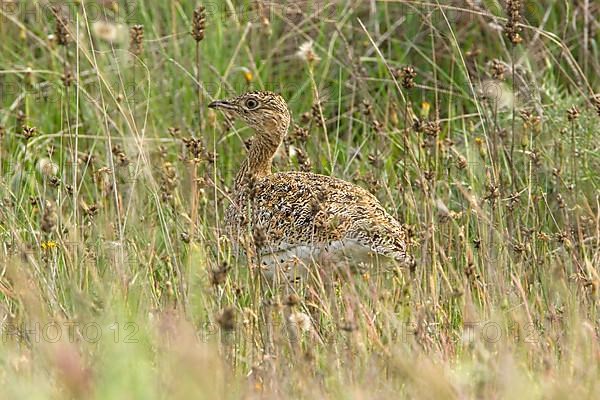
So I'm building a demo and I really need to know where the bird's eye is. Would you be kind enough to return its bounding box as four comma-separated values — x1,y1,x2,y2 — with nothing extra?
245,98,259,109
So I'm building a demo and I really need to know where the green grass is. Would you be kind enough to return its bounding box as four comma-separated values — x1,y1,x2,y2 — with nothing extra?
0,0,599,398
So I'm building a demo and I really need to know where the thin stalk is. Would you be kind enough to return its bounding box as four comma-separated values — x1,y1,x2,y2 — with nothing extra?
510,46,516,191
190,40,201,263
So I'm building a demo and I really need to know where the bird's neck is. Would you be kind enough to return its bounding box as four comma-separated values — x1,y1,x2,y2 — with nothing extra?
234,126,286,190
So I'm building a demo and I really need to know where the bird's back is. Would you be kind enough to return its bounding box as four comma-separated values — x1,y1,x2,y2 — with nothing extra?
226,171,412,270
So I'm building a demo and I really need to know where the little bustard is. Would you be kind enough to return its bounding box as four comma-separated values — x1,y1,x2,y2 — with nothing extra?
209,91,414,276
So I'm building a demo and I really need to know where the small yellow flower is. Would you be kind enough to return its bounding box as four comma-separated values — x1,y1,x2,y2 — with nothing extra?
242,69,254,84
41,240,59,251
234,67,254,85
420,101,431,118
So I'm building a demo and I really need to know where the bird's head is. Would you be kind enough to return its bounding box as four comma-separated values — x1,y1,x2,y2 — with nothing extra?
209,91,291,138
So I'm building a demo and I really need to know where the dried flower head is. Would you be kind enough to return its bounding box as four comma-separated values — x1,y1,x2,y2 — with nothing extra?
456,154,467,170
111,145,130,167
520,108,542,133
192,6,207,42
167,127,181,138
129,25,144,57
210,263,229,286
484,181,500,204
284,293,301,307
504,0,523,45
395,66,417,89
182,137,205,159
490,59,507,80
292,125,309,143
159,162,178,202
180,231,191,244
567,105,580,122
216,307,235,331
255,0,272,35
41,201,58,233
49,175,61,188
38,158,59,177
53,7,70,46
82,203,100,219
61,70,74,87
22,126,36,140
423,120,441,137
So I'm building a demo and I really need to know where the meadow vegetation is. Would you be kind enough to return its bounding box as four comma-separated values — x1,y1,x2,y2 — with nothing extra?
0,0,599,398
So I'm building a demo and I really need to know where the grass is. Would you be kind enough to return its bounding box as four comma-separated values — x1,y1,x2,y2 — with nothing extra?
0,0,599,398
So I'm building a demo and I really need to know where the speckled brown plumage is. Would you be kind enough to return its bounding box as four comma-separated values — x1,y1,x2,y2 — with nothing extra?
209,91,413,274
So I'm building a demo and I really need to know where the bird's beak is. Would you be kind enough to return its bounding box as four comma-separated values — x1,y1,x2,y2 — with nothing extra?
208,99,236,111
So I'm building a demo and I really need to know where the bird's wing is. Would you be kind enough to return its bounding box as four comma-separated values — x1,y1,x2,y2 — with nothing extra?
247,172,406,259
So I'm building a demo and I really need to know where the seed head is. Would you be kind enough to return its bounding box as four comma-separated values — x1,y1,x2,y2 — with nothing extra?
159,162,178,202
129,25,144,57
456,154,467,170
49,176,61,188
520,108,538,126
182,136,205,159
53,7,70,46
216,307,235,331
210,263,229,286
22,126,36,141
112,145,130,167
567,105,580,122
292,125,309,143
504,0,523,45
167,127,181,138
83,203,100,219
284,293,301,307
192,6,207,42
61,70,74,87
423,120,441,137
395,66,417,89
41,201,58,233
490,59,507,80
180,231,191,244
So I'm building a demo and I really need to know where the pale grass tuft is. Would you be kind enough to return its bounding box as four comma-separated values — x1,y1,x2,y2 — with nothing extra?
91,21,128,44
296,40,321,63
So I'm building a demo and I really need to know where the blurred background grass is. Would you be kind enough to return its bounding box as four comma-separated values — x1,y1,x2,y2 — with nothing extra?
0,0,599,398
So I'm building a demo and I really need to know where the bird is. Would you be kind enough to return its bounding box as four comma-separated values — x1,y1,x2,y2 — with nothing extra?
209,91,414,278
